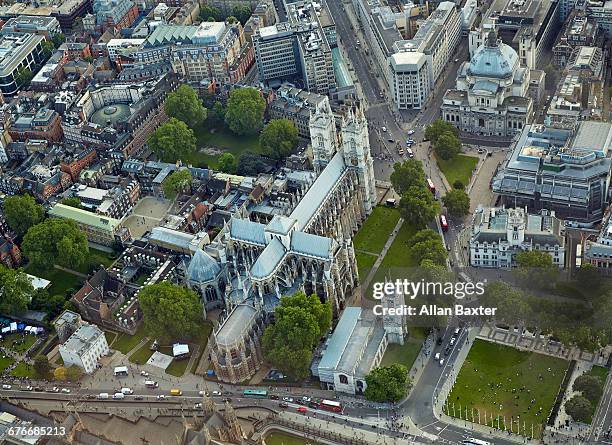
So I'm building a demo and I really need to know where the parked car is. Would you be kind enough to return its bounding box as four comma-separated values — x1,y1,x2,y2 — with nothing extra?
407,129,415,135
198,390,209,396
2,385,11,390
297,407,308,413
156,395,166,400
282,397,294,403
279,402,289,408
61,388,71,394
212,391,222,396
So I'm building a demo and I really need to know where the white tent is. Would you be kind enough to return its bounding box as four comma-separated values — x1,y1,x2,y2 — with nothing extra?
9,322,17,332
172,343,189,357
1,327,9,334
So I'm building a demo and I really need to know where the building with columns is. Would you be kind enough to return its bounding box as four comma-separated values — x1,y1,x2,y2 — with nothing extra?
197,104,376,384
441,30,539,138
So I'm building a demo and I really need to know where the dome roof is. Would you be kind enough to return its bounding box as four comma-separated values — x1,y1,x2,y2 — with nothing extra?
468,31,518,79
186,249,221,283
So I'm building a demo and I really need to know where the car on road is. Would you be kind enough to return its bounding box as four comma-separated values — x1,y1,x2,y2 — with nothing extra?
308,401,319,409
407,139,415,144
2,384,11,390
156,395,166,400
134,396,143,400
21,386,33,391
61,388,71,394
279,402,289,408
449,337,456,346
407,129,415,135
434,352,440,360
282,396,294,403
444,346,451,356
381,126,387,132
439,358,445,366
296,407,308,413
50,387,60,393
269,394,279,400
194,403,202,409
407,148,414,158
87,394,96,399
140,371,149,377
212,391,222,397
198,390,209,396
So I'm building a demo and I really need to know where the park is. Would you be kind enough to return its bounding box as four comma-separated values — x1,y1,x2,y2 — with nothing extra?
444,339,569,438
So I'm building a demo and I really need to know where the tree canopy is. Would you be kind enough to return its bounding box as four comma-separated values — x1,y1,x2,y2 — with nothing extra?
260,119,299,160
162,169,193,200
3,194,45,237
218,153,237,174
231,5,252,24
225,88,266,135
138,282,203,341
0,266,35,315
164,84,207,128
564,395,593,423
148,118,197,162
398,185,440,229
407,229,448,267
434,132,461,160
514,250,558,290
390,159,426,194
573,374,603,403
442,189,470,217
262,291,332,381
61,197,82,209
424,120,459,144
34,355,51,377
237,152,268,176
364,364,410,402
22,218,89,271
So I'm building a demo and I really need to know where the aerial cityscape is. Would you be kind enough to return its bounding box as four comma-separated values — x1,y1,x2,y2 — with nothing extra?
0,0,609,444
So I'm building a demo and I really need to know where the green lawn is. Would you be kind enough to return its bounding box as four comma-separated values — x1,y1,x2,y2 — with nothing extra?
165,357,190,377
10,362,37,378
588,365,609,382
445,339,569,438
356,251,377,280
265,431,321,445
25,266,82,297
74,248,115,274
437,154,479,188
353,206,401,254
129,340,155,365
104,331,117,346
0,356,14,373
112,325,148,355
0,333,37,353
184,122,261,169
380,327,427,370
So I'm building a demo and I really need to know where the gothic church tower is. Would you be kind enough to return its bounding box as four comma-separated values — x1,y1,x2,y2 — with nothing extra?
341,104,376,215
309,104,337,173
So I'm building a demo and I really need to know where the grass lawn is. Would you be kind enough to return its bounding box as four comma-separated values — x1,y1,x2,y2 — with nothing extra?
112,325,147,355
588,365,609,382
445,339,568,438
353,206,401,254
74,248,115,274
356,251,377,280
364,220,418,300
10,362,37,378
165,357,190,377
104,331,118,347
185,122,261,169
380,327,427,370
25,265,82,297
129,340,155,365
0,356,14,373
436,154,479,188
0,333,37,353
265,431,322,445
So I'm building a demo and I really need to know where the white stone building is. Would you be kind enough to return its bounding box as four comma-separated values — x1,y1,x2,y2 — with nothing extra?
441,30,536,137
469,207,566,269
59,323,109,374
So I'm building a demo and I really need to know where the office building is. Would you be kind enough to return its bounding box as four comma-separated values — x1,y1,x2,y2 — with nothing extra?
59,323,109,373
0,33,46,97
470,207,566,268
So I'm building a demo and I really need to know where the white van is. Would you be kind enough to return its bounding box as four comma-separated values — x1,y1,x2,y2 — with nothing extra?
98,393,109,399
121,387,133,395
113,392,125,400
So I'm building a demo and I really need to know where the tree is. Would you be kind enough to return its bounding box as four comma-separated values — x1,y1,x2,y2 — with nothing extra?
61,197,82,209
573,374,603,403
364,364,410,402
0,266,35,315
53,366,67,381
218,153,237,174
29,291,66,318
22,218,89,271
138,282,203,341
3,194,45,237
232,5,252,24
424,120,459,144
162,169,193,200
208,101,226,126
260,119,299,160
51,33,66,48
398,186,440,229
481,282,530,326
41,40,55,59
564,395,593,423
14,67,33,88
453,180,465,190
262,291,332,381
34,355,51,377
390,159,426,194
442,189,470,217
225,88,266,135
434,132,461,160
199,5,222,21
148,118,197,162
237,152,268,176
408,229,448,266
575,264,602,290
164,84,207,128
514,250,559,290
226,16,238,24
66,365,83,382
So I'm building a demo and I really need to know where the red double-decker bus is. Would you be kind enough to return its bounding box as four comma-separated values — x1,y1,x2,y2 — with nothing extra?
440,214,449,231
319,399,342,413
426,178,436,194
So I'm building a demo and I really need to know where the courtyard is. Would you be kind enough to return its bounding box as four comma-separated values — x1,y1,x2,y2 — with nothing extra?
445,339,569,438
123,197,173,238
